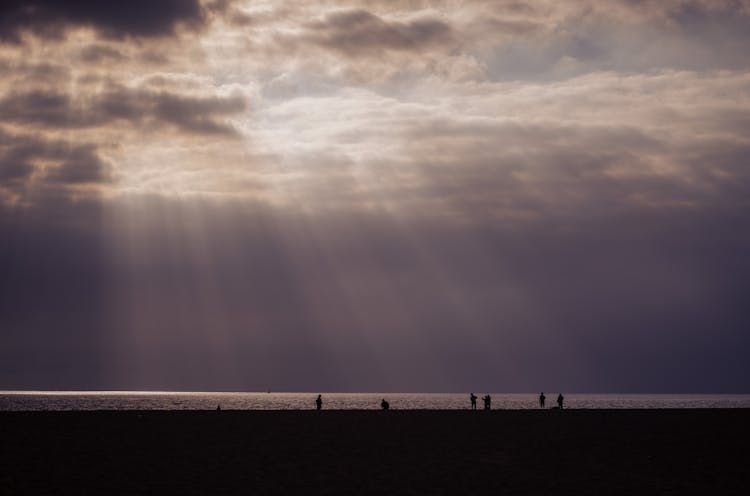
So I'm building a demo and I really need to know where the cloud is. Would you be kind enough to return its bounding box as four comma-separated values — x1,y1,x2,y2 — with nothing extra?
0,128,112,206
211,0,750,86
148,91,247,135
42,144,111,185
0,0,206,41
0,87,247,136
77,44,126,63
246,67,750,223
300,9,455,56
0,91,81,127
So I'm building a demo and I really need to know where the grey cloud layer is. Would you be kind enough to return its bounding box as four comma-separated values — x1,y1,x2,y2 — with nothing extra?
0,128,112,206
230,0,750,79
0,87,246,135
0,47,247,204
300,9,454,56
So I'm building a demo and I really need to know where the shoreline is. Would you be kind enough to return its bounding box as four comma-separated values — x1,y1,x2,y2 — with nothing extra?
4,404,750,412
3,407,750,412
4,392,749,412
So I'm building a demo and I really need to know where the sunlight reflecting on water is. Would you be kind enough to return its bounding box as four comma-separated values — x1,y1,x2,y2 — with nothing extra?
2,392,750,411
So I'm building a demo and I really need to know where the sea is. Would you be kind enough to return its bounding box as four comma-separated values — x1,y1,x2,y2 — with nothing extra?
1,392,749,411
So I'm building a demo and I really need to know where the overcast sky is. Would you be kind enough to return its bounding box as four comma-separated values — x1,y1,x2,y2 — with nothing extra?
1,0,749,392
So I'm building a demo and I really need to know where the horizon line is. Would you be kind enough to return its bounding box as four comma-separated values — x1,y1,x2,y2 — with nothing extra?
2,390,749,396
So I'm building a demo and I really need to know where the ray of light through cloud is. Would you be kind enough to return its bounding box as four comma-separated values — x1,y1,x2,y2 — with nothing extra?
1,0,749,392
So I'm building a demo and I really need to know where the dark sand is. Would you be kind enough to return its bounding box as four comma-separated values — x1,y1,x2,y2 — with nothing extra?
2,409,749,495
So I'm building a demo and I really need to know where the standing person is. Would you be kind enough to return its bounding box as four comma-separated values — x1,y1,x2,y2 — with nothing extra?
539,392,546,408
470,393,477,410
315,394,322,410
557,393,564,409
483,394,491,410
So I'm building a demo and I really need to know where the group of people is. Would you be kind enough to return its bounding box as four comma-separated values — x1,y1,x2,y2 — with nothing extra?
469,393,493,410
538,392,565,409
469,392,563,410
312,393,566,410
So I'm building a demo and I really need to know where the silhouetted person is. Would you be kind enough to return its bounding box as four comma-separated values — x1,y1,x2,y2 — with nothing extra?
557,393,564,409
381,398,390,410
315,394,322,411
483,394,491,410
216,404,221,411
470,393,477,410
539,392,546,408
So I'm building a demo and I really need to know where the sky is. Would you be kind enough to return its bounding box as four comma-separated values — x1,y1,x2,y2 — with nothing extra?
1,0,749,393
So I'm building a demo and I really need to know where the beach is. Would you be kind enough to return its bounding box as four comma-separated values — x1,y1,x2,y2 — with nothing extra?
2,409,748,494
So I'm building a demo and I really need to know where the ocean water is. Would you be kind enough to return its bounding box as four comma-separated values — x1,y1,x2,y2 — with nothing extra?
1,392,749,411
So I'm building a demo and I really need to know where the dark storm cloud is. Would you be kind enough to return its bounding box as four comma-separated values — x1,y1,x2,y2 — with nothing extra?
0,131,36,184
0,0,206,41
0,91,78,127
2,61,72,87
42,144,110,185
77,44,126,63
0,128,112,205
148,91,247,135
0,88,247,136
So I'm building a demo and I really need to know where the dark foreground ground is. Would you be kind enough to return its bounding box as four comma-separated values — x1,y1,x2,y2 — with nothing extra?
1,409,749,495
